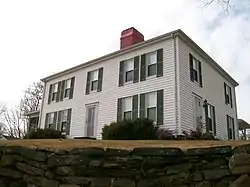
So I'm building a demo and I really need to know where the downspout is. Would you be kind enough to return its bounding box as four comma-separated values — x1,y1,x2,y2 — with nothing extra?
172,33,180,135
38,81,46,129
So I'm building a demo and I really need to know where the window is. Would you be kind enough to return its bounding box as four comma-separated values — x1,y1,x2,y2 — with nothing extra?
224,83,232,107
227,115,235,140
64,79,71,98
191,57,199,82
189,54,202,87
147,52,157,76
146,92,157,122
51,83,58,102
207,104,216,134
59,110,69,135
124,59,134,82
91,70,98,91
123,97,132,120
47,112,55,129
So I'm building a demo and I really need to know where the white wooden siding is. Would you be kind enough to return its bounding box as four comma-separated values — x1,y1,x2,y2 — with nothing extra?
40,39,176,139
177,37,238,140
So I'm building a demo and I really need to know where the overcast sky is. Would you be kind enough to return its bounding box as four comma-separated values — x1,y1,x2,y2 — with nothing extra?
0,0,249,122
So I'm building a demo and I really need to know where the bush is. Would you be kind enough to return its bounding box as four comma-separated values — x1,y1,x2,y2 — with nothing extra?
102,118,158,140
24,128,65,139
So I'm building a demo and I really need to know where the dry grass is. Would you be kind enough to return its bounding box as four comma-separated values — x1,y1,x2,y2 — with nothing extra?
0,139,249,150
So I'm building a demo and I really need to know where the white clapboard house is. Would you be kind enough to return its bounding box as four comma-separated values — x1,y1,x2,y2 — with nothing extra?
39,28,239,140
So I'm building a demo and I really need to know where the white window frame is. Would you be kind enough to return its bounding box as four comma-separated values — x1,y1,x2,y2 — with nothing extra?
225,84,231,105
146,51,157,77
64,79,71,99
48,112,54,128
228,115,235,140
145,92,157,122
192,57,200,84
207,104,215,133
124,58,134,83
90,70,99,91
60,110,68,135
123,96,132,120
51,83,58,102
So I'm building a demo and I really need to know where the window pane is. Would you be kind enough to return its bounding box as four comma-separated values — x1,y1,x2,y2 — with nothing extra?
61,121,67,133
147,52,156,65
124,97,132,111
147,92,156,108
49,113,54,124
62,110,68,122
147,107,156,122
193,70,198,82
91,80,98,91
64,88,70,98
148,64,156,76
92,70,98,81
124,111,132,120
65,79,71,89
125,59,134,71
52,93,57,101
125,70,133,82
54,83,58,92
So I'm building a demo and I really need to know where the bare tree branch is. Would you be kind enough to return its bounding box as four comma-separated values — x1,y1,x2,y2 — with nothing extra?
2,106,28,139
202,0,231,13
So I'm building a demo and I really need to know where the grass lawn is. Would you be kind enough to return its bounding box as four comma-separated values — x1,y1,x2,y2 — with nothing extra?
0,139,249,150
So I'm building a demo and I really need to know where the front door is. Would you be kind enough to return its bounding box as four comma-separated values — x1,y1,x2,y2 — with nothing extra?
85,103,98,137
193,96,202,129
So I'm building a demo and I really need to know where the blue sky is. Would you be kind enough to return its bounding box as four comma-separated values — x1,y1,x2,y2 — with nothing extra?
0,0,249,122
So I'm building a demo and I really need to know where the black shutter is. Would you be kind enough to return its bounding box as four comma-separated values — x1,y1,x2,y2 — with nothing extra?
157,90,164,125
53,112,57,130
117,98,123,122
212,106,216,135
140,54,146,81
69,77,75,99
224,82,227,104
198,61,203,87
119,61,124,87
66,109,72,135
133,56,139,83
48,85,53,104
56,82,61,102
132,95,138,120
86,72,91,95
57,111,62,131
60,80,65,101
229,87,233,108
140,93,145,119
226,115,230,140
45,113,49,128
97,67,103,92
189,53,194,82
157,48,163,77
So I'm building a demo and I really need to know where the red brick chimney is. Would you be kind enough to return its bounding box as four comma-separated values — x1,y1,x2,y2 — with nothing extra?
120,27,144,49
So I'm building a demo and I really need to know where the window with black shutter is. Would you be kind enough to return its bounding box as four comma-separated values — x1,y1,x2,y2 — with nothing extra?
86,68,103,94
227,115,235,140
207,104,216,135
224,83,233,108
189,53,203,87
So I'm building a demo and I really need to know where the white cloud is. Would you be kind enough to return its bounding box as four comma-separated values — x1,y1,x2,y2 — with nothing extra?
0,0,249,122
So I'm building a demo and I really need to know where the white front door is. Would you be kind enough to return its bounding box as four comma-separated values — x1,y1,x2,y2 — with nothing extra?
193,96,202,129
85,103,98,137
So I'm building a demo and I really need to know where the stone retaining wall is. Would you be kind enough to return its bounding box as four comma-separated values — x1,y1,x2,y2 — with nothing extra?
0,144,250,187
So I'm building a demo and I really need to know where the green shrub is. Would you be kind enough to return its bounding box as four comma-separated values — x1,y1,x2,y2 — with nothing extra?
24,128,65,139
102,118,158,140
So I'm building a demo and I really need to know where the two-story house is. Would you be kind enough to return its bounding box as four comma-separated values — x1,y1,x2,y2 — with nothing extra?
39,27,239,140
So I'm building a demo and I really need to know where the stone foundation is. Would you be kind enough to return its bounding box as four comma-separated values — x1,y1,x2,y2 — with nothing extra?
0,143,250,187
